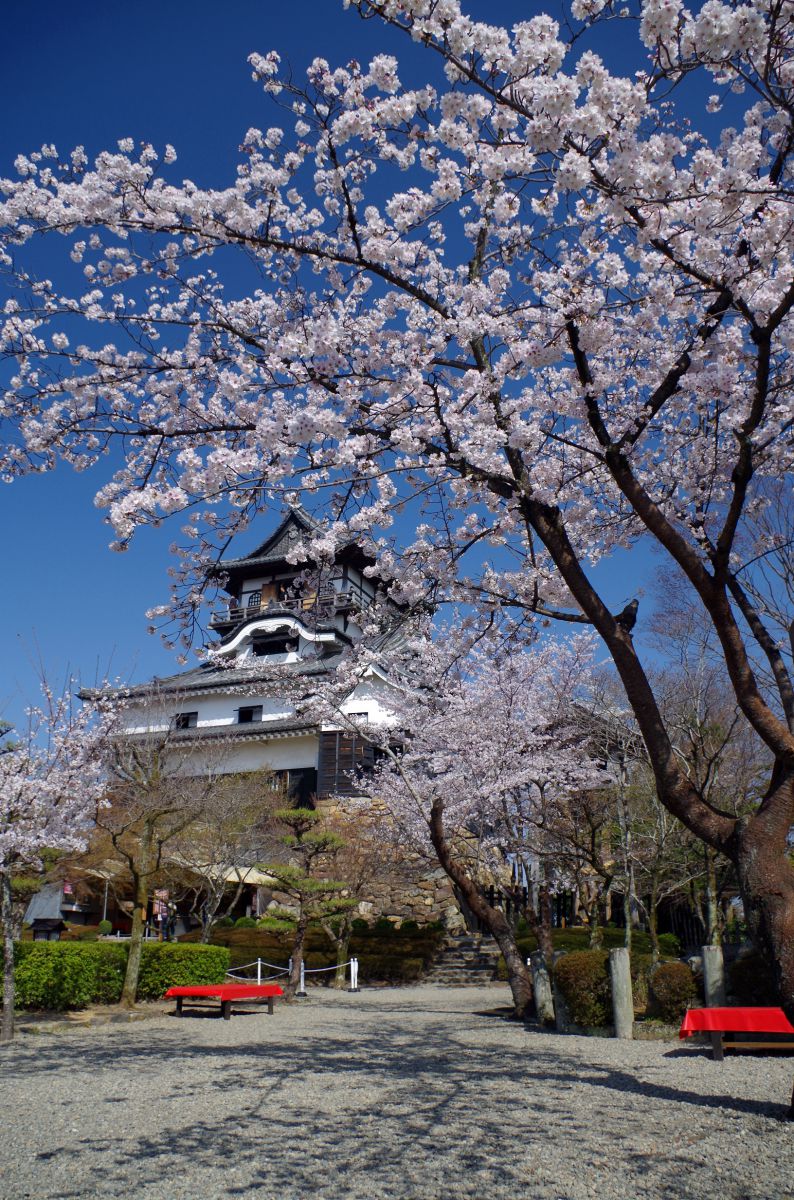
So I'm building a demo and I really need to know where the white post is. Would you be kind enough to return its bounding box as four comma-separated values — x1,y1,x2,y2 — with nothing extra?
297,960,307,997
257,958,262,986
348,957,360,992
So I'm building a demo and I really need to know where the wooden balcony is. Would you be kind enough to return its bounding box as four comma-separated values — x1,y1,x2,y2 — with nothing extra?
209,589,363,629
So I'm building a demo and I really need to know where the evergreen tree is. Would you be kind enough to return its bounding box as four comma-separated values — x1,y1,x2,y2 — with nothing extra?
258,808,355,998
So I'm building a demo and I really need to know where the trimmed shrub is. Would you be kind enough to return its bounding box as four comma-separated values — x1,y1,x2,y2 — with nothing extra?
233,916,257,929
135,944,230,999
351,918,370,933
97,920,113,936
648,961,697,1023
728,951,777,1006
554,951,611,1027
13,943,128,1010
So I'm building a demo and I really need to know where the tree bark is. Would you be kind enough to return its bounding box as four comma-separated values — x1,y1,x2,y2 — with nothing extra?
1,872,16,1044
537,880,554,966
648,877,660,964
733,778,794,1021
704,847,721,947
428,800,533,1018
285,913,309,1000
120,823,153,1008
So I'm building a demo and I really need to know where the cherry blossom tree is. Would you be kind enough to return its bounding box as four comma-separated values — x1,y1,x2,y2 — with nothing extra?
0,688,109,1042
315,628,601,1018
1,0,793,1008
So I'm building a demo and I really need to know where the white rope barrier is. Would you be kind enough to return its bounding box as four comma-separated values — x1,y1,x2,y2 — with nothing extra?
225,956,360,991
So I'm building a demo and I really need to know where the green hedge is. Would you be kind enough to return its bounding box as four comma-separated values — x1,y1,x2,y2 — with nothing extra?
135,944,229,999
8,942,230,1009
13,943,128,1010
648,961,697,1023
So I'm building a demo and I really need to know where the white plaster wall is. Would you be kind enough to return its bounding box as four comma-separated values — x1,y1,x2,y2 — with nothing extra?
339,674,399,727
122,693,295,734
184,734,319,775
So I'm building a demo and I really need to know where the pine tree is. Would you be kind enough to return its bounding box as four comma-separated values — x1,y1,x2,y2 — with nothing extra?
258,808,356,998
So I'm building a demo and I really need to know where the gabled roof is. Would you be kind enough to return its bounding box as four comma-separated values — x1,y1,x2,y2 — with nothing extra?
209,506,382,592
82,652,340,703
219,506,323,571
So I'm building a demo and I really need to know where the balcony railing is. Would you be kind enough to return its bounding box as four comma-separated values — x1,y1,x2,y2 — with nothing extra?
209,589,363,628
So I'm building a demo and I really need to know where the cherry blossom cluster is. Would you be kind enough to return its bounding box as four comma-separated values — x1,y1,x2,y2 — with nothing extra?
0,1,790,652
0,688,114,876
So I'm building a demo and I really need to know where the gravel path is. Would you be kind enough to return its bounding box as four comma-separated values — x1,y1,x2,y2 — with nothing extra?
1,985,792,1200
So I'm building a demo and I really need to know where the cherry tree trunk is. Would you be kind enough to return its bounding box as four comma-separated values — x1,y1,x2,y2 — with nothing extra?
428,802,533,1018
733,789,794,1021
1,873,16,1044
648,878,661,965
704,847,721,947
537,882,554,966
121,877,148,1008
334,932,351,989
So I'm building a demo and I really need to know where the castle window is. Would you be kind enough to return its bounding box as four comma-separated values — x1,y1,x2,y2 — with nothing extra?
252,635,296,657
173,712,198,730
237,705,263,724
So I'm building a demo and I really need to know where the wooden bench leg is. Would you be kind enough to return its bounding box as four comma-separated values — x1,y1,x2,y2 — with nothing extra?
221,1000,232,1020
710,1031,724,1062
176,997,183,1017
267,997,274,1015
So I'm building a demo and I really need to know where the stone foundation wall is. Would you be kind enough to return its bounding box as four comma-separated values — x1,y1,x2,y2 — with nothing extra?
315,796,466,931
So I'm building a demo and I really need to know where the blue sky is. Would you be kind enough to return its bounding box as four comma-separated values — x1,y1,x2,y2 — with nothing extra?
0,1,666,731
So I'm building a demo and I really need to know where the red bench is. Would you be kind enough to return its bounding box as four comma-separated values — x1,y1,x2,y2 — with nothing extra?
164,983,284,1020
679,1006,794,1061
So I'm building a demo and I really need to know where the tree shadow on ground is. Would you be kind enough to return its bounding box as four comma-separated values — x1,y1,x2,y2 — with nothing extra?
2,1005,790,1200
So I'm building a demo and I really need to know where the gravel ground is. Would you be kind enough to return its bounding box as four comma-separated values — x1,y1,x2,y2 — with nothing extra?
1,984,792,1200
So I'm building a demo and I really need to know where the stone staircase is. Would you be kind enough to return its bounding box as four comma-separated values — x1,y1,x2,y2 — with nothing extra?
424,932,502,986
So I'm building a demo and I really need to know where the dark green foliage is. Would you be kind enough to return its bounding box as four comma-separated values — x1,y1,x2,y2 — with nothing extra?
233,916,257,929
8,942,229,1008
728,951,778,1006
97,920,113,936
399,919,419,934
135,944,230,999
12,943,128,1010
351,918,370,933
553,951,612,1027
62,923,101,942
630,953,655,1015
182,919,446,981
517,927,679,958
215,916,235,928
648,961,698,1023
357,954,424,983
373,916,397,936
